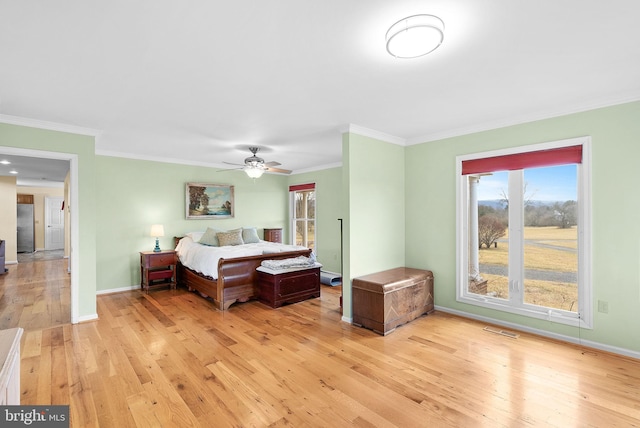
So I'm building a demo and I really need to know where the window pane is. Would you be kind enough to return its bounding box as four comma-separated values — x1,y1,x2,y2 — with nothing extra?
307,220,315,250
306,192,315,219
472,172,509,300
295,193,306,218
523,165,578,312
295,220,306,247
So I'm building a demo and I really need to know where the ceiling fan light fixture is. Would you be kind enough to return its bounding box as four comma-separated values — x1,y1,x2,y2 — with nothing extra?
386,14,445,59
244,166,265,179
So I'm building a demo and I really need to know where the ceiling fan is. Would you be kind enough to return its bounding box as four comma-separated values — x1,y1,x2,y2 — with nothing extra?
223,147,291,178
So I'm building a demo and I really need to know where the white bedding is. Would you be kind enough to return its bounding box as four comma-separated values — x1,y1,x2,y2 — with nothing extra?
175,236,308,279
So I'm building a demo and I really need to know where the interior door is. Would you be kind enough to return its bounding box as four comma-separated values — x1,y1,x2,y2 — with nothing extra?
45,197,65,250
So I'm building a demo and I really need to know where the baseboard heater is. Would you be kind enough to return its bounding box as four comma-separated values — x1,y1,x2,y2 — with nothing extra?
320,270,342,286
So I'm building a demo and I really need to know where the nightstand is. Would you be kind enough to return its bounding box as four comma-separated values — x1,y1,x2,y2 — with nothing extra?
140,250,177,293
263,228,282,243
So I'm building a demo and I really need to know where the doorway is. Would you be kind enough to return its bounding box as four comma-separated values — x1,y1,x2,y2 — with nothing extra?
0,147,78,324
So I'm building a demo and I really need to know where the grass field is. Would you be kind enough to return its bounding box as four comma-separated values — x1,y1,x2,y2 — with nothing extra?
475,226,578,312
480,226,577,271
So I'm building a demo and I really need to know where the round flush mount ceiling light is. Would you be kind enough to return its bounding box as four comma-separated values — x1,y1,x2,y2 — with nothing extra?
385,14,445,59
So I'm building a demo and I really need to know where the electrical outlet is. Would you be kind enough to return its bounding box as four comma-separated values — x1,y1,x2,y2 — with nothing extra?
598,300,609,314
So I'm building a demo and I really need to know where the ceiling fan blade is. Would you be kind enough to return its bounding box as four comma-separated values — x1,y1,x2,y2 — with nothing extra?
216,167,243,172
266,166,291,174
223,161,245,167
264,161,281,167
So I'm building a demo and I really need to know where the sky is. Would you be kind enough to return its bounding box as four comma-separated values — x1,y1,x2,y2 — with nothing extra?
476,164,577,202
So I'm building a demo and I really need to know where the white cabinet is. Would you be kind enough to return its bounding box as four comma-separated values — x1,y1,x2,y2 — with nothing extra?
0,328,23,405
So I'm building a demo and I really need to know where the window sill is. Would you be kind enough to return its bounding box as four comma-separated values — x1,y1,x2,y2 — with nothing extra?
457,294,592,329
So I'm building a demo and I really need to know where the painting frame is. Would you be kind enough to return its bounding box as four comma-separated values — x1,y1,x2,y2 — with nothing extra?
186,182,234,219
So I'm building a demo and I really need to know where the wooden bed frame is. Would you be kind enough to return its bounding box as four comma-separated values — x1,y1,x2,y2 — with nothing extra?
174,237,312,310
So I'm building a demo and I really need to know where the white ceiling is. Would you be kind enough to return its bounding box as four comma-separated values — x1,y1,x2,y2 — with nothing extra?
1,1,640,181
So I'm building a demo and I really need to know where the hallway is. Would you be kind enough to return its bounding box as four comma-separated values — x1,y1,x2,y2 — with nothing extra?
0,257,70,331
17,249,65,263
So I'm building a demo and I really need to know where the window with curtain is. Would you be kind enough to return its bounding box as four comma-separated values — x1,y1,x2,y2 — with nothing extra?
290,183,316,250
456,138,592,328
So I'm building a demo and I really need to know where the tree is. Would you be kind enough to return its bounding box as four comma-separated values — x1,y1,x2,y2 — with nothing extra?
478,215,506,248
499,182,537,210
554,200,577,229
189,187,206,211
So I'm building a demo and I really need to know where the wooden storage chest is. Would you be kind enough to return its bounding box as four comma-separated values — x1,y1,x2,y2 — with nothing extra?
352,267,434,335
256,266,321,308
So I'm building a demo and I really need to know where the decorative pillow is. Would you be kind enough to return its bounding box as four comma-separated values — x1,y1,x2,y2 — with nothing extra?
199,227,222,246
242,227,260,244
217,230,244,246
185,231,205,243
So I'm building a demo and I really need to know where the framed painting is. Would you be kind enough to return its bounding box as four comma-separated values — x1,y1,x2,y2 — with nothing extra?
186,183,234,219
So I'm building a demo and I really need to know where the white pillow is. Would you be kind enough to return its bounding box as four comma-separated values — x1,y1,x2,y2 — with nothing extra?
242,227,260,244
199,227,222,246
185,231,205,243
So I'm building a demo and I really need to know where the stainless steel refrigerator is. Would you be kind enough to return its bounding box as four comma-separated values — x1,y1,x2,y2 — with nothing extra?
17,203,35,253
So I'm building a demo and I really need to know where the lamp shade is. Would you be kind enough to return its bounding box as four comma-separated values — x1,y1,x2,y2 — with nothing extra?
150,224,165,237
244,167,265,178
386,14,445,59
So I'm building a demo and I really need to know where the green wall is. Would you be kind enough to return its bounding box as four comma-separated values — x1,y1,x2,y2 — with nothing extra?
95,155,291,291
405,101,640,352
288,167,343,274
0,123,97,320
342,132,405,319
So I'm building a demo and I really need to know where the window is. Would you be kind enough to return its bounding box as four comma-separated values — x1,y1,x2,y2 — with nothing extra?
290,183,316,250
456,138,592,328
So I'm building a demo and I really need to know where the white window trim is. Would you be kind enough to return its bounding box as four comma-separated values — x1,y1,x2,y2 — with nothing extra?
289,188,316,248
455,136,592,329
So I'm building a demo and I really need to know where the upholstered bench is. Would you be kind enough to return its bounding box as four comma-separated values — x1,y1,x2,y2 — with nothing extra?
352,267,434,335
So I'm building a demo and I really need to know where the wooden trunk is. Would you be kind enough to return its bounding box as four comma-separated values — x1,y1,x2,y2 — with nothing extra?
352,267,434,335
257,266,321,308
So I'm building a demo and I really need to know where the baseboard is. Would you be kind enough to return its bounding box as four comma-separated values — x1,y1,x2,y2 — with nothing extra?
435,305,640,360
97,285,140,295
342,315,353,323
77,313,98,323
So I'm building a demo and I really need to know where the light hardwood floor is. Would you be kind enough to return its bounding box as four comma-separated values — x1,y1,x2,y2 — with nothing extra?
3,259,640,427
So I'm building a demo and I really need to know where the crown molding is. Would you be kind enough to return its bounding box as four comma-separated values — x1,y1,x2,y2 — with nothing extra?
407,93,640,145
0,114,101,137
95,149,232,170
342,124,406,146
291,161,342,175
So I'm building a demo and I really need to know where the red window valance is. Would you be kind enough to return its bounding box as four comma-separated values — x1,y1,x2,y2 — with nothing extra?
289,183,315,192
462,145,582,175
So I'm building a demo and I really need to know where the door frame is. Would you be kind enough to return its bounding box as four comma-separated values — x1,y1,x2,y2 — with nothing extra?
0,146,79,324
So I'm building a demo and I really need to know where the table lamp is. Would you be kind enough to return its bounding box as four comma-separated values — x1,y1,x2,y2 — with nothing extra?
150,224,165,252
